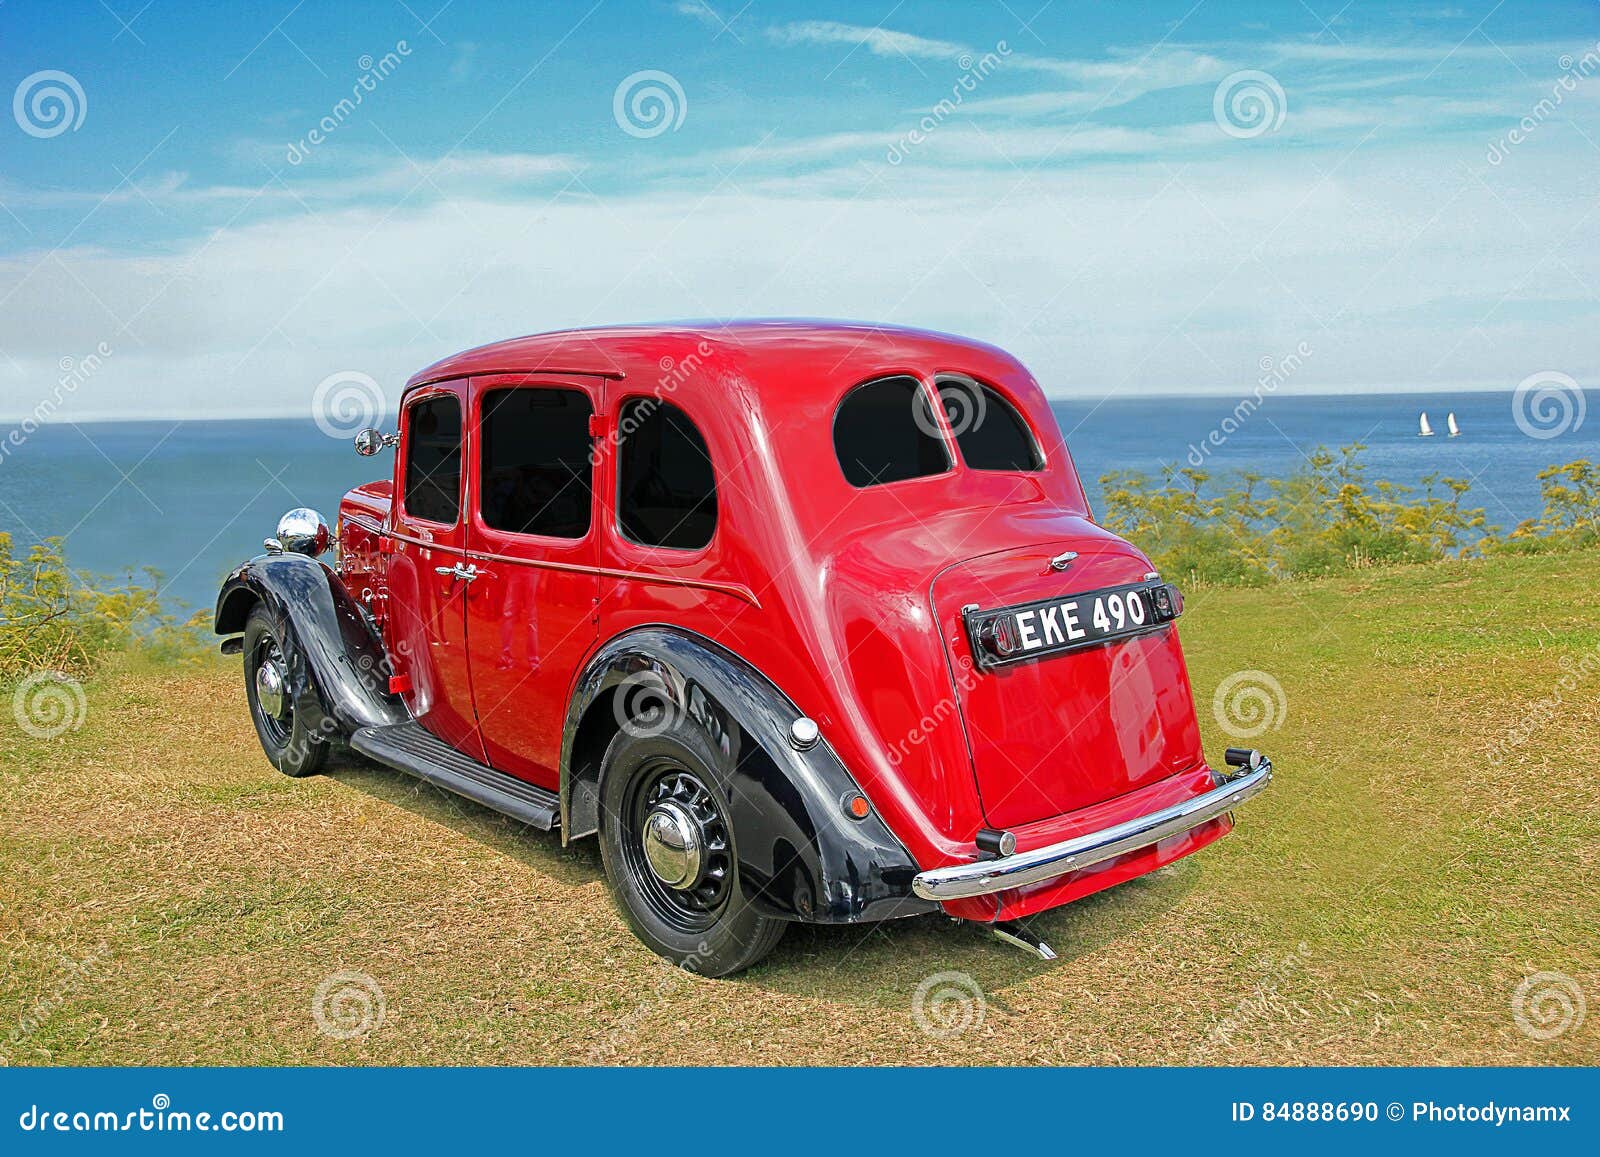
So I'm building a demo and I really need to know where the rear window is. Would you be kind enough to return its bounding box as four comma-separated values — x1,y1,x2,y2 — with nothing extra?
617,398,717,550
832,376,952,488
937,375,1043,471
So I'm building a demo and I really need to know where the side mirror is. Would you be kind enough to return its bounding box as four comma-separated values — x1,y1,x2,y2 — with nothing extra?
354,428,397,456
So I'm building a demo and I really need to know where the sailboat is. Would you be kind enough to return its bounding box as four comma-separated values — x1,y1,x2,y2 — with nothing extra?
1447,412,1460,437
1419,411,1435,437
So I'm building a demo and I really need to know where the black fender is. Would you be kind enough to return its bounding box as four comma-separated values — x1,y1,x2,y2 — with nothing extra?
561,627,936,925
214,553,408,739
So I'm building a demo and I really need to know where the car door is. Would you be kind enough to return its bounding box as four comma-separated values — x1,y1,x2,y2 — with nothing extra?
463,375,603,788
384,383,485,761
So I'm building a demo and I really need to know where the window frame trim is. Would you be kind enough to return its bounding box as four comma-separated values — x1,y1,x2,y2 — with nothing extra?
612,392,721,558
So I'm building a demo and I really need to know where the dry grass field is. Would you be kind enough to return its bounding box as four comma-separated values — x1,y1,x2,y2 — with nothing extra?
2,551,1596,1066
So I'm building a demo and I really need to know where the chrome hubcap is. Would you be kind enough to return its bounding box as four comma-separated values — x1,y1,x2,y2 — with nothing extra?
625,766,733,930
641,800,703,890
255,657,288,719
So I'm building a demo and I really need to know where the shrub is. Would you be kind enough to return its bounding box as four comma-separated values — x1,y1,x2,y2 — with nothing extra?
1491,460,1600,554
0,532,207,688
1100,443,1498,585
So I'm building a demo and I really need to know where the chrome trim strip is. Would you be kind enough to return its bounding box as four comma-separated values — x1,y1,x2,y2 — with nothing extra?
368,524,762,607
911,759,1272,902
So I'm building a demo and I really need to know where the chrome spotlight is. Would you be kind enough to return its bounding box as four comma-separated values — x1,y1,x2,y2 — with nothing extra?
274,507,331,557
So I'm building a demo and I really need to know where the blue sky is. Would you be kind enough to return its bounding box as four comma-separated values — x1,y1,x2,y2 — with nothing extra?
2,0,1598,418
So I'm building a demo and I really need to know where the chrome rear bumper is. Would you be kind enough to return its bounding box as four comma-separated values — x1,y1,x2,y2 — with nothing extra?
910,751,1272,902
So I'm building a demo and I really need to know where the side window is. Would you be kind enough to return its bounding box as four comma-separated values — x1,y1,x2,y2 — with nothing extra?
479,387,593,538
832,375,952,487
403,394,462,524
937,375,1043,471
617,398,716,550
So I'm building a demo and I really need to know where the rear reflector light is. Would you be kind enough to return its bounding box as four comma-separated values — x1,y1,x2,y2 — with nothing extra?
1151,585,1173,619
1149,583,1183,622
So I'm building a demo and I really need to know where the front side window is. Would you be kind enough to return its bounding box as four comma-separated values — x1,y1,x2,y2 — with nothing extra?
617,398,717,550
832,376,952,487
403,394,462,524
479,387,594,538
937,375,1043,471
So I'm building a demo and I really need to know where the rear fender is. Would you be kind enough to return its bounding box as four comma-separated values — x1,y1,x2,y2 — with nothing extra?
215,553,408,739
561,627,934,924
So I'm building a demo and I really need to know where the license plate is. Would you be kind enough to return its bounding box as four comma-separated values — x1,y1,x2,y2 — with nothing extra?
965,581,1177,668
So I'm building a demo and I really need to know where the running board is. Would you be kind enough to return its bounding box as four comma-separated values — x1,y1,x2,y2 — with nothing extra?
349,723,560,831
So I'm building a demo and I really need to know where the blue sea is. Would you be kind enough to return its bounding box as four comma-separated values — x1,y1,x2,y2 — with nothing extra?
2,390,1592,615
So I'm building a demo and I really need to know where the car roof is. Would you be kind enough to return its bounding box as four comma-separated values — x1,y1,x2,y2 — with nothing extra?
403,319,1023,393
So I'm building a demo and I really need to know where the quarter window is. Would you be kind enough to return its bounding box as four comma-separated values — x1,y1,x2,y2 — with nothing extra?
937,376,1043,472
403,394,462,524
479,387,594,538
832,376,952,487
617,398,717,550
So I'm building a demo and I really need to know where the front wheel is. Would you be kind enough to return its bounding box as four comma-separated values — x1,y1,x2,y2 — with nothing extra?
598,726,785,977
242,603,329,777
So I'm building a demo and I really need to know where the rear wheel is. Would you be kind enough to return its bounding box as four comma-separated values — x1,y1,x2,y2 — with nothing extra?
598,726,785,977
242,603,329,777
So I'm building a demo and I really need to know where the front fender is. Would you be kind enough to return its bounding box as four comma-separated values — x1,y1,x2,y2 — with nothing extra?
215,553,408,738
561,627,935,924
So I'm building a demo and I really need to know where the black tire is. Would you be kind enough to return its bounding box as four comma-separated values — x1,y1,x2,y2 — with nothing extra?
598,724,786,977
242,603,330,778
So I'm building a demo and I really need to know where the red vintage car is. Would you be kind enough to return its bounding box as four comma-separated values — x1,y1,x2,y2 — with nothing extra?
215,321,1271,975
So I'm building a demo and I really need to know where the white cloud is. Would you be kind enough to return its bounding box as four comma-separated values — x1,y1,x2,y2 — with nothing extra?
766,21,967,61
674,1,727,30
2,135,1595,423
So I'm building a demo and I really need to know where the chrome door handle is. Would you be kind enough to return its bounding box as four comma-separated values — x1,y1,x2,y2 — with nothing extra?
434,562,485,582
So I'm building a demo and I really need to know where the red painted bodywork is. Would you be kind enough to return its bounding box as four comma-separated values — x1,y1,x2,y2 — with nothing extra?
337,321,1228,924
